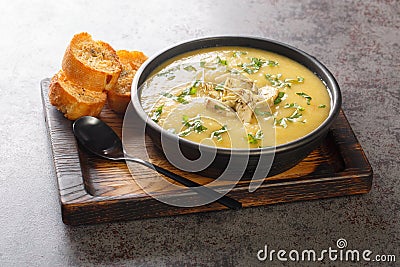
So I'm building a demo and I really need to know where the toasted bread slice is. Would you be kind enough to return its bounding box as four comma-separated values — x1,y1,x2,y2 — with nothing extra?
107,50,148,113
49,70,107,120
62,32,122,92
117,50,148,71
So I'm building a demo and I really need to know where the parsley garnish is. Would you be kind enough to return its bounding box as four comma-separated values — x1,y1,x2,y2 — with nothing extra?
233,51,247,57
161,81,199,104
182,115,189,124
287,109,303,121
179,80,199,97
162,92,189,104
151,104,164,123
297,76,305,83
183,65,197,72
214,82,225,91
210,125,228,141
199,61,216,70
157,66,180,80
296,92,312,105
216,56,228,66
275,108,304,128
318,104,326,108
284,103,305,111
266,60,279,67
265,74,304,88
178,115,208,137
274,92,286,105
248,130,264,144
162,92,174,98
275,118,288,128
239,58,267,74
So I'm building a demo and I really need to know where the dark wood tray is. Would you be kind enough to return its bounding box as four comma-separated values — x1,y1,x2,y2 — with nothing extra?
41,78,373,225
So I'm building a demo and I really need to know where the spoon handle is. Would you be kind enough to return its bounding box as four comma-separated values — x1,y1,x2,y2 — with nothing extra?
127,157,242,210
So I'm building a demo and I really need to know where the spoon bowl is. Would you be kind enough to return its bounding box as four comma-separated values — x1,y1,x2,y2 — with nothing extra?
73,116,124,160
72,116,242,210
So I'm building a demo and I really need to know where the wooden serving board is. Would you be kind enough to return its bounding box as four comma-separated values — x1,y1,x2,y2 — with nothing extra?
41,78,373,225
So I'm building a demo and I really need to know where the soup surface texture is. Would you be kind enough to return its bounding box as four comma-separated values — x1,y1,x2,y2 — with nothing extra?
141,47,331,148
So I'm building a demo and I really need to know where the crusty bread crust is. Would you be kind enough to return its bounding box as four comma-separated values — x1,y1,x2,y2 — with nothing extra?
107,50,147,113
50,33,147,118
107,90,131,114
116,50,148,70
62,32,122,92
49,70,107,120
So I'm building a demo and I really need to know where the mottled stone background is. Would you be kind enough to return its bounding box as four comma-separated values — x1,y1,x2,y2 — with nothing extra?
0,0,398,266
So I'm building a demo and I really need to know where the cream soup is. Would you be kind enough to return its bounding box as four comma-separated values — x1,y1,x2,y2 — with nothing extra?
141,47,331,148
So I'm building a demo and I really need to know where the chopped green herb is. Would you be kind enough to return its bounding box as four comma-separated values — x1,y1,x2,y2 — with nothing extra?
274,108,304,128
162,81,199,104
157,66,180,79
284,103,305,111
275,117,288,128
265,74,304,88
318,104,326,108
248,130,264,144
297,76,305,83
265,73,283,87
240,67,252,74
162,92,189,104
251,58,266,69
216,56,228,65
238,57,266,74
183,65,197,72
156,68,174,77
179,81,199,97
266,60,279,67
178,127,192,137
151,104,164,123
178,116,208,137
162,92,174,98
233,51,247,57
214,82,225,91
296,92,312,105
199,61,216,70
192,121,206,133
210,125,228,141
178,87,196,97
176,96,189,104
274,92,286,105
287,109,303,121
284,76,305,85
182,115,189,124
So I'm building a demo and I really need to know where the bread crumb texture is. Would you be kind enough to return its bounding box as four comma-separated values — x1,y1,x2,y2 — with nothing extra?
49,32,147,119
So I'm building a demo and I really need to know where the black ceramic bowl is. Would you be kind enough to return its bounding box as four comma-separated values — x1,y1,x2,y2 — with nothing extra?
131,36,341,179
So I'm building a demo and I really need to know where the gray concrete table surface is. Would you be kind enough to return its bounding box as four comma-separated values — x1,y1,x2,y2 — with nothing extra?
0,0,398,266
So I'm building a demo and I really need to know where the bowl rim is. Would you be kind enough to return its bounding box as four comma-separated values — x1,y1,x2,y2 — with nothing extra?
131,35,342,155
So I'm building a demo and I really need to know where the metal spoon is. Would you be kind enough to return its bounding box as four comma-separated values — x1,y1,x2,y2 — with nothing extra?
72,116,242,210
